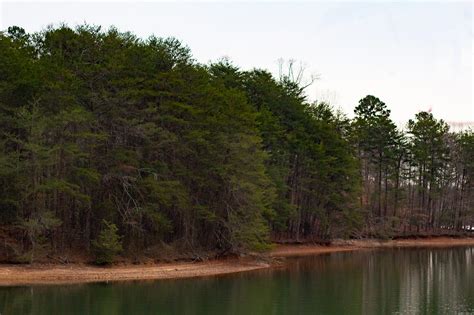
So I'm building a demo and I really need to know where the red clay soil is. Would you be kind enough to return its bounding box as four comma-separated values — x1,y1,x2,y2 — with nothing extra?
1,237,473,286
271,237,474,257
0,259,271,286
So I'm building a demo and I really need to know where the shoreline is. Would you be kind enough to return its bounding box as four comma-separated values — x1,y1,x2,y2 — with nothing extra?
1,237,473,286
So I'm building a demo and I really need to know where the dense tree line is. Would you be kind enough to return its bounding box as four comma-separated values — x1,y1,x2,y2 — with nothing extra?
352,96,474,237
0,25,472,263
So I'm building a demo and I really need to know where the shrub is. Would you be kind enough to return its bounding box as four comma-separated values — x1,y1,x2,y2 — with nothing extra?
92,220,123,265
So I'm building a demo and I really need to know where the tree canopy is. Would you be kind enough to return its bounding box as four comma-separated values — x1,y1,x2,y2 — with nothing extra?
0,25,472,263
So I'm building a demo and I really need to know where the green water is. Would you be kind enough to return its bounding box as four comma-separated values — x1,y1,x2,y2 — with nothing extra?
1,247,473,315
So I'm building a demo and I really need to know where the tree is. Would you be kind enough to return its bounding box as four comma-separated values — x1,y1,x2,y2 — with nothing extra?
92,220,123,264
407,112,449,230
352,95,400,221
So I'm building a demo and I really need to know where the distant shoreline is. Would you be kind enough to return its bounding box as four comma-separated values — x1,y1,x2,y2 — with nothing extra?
1,237,473,286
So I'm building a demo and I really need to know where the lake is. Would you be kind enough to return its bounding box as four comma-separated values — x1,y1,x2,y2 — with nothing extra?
1,247,473,314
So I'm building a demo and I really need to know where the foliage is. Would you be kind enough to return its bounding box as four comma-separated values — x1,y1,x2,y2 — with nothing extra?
92,220,123,264
0,25,472,263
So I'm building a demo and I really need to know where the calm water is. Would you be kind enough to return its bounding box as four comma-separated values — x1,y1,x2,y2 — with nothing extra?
1,247,473,315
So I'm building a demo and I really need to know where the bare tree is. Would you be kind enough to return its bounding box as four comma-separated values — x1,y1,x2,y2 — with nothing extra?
277,58,319,90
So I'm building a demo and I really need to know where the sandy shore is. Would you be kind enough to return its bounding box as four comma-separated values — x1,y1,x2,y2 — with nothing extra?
0,259,271,286
1,237,473,286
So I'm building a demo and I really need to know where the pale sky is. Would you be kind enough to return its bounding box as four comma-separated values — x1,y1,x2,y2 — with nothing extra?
1,1,473,124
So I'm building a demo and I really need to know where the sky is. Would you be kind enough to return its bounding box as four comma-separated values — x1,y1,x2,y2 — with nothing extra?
1,1,473,125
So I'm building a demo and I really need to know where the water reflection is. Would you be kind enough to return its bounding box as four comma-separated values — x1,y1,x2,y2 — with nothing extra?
0,247,473,314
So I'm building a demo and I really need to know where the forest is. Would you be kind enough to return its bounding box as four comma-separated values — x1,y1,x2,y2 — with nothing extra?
0,25,473,263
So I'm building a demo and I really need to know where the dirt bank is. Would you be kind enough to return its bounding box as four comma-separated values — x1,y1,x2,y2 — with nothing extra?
273,237,474,257
1,237,473,286
0,258,271,286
